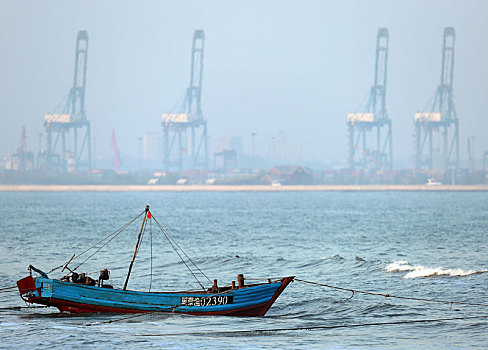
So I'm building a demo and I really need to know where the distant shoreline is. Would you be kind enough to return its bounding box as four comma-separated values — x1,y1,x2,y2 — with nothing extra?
1,185,487,192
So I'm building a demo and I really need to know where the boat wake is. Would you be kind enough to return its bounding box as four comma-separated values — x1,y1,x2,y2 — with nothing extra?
385,261,487,279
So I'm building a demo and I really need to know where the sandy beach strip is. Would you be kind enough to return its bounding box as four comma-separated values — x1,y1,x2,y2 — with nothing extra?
0,184,487,192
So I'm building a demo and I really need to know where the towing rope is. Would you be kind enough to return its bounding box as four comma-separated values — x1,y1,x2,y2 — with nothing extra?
0,286,17,293
295,278,488,308
86,311,155,326
0,286,17,291
135,314,488,336
0,305,49,310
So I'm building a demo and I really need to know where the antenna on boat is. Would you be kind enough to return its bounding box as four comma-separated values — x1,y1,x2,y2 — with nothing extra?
123,205,150,291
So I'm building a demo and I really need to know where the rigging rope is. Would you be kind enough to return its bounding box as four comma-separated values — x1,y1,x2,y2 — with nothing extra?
152,215,210,290
295,278,488,308
70,210,145,272
39,208,210,292
153,215,212,284
46,210,145,274
152,216,206,290
149,217,153,292
154,215,213,284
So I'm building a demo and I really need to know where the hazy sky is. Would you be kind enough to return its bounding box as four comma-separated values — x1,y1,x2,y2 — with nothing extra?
1,0,487,167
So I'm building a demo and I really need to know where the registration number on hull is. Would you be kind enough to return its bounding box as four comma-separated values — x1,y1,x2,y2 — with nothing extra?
181,295,233,307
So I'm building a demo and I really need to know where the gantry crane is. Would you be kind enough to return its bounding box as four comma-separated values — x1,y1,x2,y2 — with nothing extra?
414,27,459,170
41,30,91,173
162,30,208,172
347,28,393,170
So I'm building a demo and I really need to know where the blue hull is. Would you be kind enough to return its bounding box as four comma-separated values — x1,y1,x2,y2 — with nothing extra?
17,276,294,316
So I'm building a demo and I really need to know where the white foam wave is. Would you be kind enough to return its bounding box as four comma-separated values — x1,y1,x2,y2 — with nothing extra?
385,261,487,279
385,261,415,272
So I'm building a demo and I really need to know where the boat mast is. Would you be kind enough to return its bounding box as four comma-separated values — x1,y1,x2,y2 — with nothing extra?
123,205,149,291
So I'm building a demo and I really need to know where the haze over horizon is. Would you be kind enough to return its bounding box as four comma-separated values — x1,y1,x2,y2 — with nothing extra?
1,1,487,169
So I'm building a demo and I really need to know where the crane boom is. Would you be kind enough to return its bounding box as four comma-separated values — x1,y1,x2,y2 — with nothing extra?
184,30,205,119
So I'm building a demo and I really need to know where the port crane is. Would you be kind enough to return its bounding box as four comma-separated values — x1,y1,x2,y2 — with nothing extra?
414,27,459,170
347,28,393,170
41,31,92,173
162,30,208,172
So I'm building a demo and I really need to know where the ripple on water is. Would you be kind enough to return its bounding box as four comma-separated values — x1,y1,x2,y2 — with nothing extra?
0,191,487,349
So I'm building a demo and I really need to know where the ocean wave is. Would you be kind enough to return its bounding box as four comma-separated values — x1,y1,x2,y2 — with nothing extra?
385,261,416,272
385,261,487,279
296,257,328,269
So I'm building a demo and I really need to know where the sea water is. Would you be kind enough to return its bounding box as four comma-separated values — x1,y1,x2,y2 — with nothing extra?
0,191,487,349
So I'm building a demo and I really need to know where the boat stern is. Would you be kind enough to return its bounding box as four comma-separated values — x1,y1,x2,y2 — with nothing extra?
17,275,41,303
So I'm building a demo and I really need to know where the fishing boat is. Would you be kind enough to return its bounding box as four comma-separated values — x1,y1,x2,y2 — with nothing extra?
17,206,293,316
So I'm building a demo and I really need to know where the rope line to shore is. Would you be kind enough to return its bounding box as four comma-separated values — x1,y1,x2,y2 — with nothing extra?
295,278,488,307
0,306,49,310
136,314,488,336
85,309,169,326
